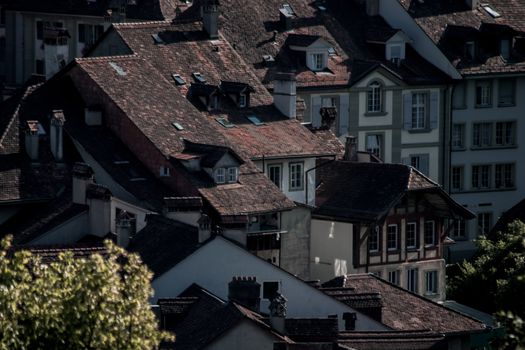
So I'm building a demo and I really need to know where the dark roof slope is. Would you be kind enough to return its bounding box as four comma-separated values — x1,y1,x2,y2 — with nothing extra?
127,214,200,277
322,274,486,334
489,198,525,238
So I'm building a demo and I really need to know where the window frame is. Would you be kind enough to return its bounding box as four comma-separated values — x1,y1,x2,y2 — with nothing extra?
267,163,283,189
451,166,464,192
226,167,239,183
425,270,438,295
311,53,325,71
387,224,398,251
407,268,419,293
452,219,467,239
452,82,467,109
451,123,465,150
215,167,226,184
368,226,380,253
477,212,492,236
388,270,399,285
494,163,515,189
239,93,247,108
289,162,304,191
365,133,383,159
366,81,383,114
471,164,491,190
424,220,435,246
411,92,427,130
475,80,492,108
498,78,516,107
406,222,417,250
159,166,170,177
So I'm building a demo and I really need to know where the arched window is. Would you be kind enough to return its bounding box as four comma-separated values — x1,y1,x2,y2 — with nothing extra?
367,81,383,113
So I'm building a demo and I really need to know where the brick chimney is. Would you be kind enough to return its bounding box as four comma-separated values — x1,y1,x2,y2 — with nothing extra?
72,162,94,204
273,73,297,119
202,0,219,39
228,276,261,312
343,136,357,161
24,120,40,160
50,110,65,161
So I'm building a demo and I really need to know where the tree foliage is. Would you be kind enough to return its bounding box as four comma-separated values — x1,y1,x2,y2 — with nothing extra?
0,236,173,350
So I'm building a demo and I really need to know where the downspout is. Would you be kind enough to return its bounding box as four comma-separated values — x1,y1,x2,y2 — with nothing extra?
304,155,337,205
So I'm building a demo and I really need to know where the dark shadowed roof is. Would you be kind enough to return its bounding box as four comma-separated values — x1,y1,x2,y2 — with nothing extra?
322,274,487,334
338,329,446,350
314,161,474,222
285,317,339,342
489,198,525,238
127,214,200,277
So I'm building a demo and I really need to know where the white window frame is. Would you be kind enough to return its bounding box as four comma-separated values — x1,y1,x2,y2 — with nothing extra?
311,53,325,71
424,220,435,246
239,93,246,108
369,226,379,253
387,224,398,251
367,82,382,113
227,167,238,183
366,134,382,159
215,167,226,184
477,212,492,236
289,162,304,191
160,166,170,177
388,270,399,285
425,270,438,295
407,268,418,293
475,81,492,107
406,222,417,249
411,92,426,129
452,219,466,239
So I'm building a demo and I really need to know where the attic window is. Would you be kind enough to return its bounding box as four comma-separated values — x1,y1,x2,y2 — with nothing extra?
172,74,186,85
172,122,184,130
247,115,265,126
152,33,164,44
216,117,235,128
281,4,295,16
482,5,501,18
193,72,206,83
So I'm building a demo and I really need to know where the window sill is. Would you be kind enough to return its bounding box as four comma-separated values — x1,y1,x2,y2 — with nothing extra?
289,188,304,192
406,128,432,134
497,103,516,108
451,147,466,152
452,106,467,110
470,145,517,151
462,187,516,194
474,104,493,109
424,292,439,297
387,249,400,253
364,111,388,117
406,247,418,252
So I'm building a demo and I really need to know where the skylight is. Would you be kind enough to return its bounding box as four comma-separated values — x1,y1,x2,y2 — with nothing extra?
216,117,235,128
193,72,206,83
108,62,126,76
151,33,165,44
247,115,265,126
172,122,184,130
172,74,186,85
482,5,501,18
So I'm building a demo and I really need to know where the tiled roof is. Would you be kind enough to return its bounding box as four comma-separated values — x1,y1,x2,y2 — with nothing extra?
314,161,473,222
398,0,525,75
6,0,182,21
323,274,486,334
338,329,446,350
322,288,383,310
127,214,200,277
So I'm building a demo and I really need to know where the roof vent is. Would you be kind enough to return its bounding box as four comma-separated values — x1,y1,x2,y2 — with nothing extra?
192,72,206,83
172,74,186,85
152,33,165,44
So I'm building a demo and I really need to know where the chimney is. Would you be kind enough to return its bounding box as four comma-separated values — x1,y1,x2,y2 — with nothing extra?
465,0,478,10
198,213,212,243
87,183,112,237
50,110,65,161
269,293,287,334
273,73,296,119
343,136,357,161
24,120,40,160
343,312,357,331
228,276,261,312
202,0,219,39
72,162,94,204
116,210,133,247
366,0,380,16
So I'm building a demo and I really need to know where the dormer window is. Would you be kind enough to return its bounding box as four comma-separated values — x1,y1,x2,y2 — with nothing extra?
311,53,325,71
227,167,239,183
214,167,238,184
389,45,401,65
500,39,511,60
215,168,226,183
465,41,476,60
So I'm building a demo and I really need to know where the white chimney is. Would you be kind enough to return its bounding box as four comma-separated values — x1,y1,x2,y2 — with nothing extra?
72,162,94,204
87,184,112,237
24,120,40,160
273,73,297,119
202,0,219,39
50,110,65,161
116,210,133,247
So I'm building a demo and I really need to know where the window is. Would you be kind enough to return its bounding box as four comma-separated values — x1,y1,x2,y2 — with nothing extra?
388,270,399,285
160,166,170,177
78,23,105,45
247,234,280,252
451,166,463,192
407,268,418,293
477,212,492,236
475,81,492,107
387,224,398,250
227,167,238,183
366,134,382,159
452,124,465,149
35,59,44,75
215,168,225,184
471,165,491,189
452,219,466,238
411,93,427,129
495,163,515,189
389,44,402,64
495,121,515,146
472,123,492,147
424,221,435,246
465,41,476,60
425,271,438,294
267,164,282,189
289,162,304,191
239,94,246,107
498,79,515,106
312,53,325,71
473,121,515,148
263,281,280,299
452,82,466,109
367,82,382,113
500,39,511,60
369,227,379,252
406,222,417,249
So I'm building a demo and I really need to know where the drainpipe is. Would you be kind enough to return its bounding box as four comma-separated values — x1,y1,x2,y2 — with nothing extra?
304,155,337,205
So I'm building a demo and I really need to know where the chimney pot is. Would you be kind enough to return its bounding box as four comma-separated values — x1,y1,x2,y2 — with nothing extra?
228,276,261,312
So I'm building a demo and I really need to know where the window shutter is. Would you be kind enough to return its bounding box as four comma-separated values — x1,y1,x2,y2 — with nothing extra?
403,94,412,130
312,96,322,128
429,91,438,129
420,154,430,175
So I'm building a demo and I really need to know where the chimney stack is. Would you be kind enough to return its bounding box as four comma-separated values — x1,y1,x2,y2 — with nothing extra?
273,73,297,119
202,0,220,39
198,213,212,243
86,183,112,237
465,0,478,10
24,120,40,160
228,276,261,312
50,110,65,161
116,210,133,247
72,162,94,204
343,136,357,161
269,293,287,334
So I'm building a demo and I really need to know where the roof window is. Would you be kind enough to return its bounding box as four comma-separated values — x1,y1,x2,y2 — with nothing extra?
172,122,184,130
216,117,235,128
281,4,295,17
172,74,186,85
193,72,206,83
247,115,265,126
151,33,165,44
482,5,501,18
109,62,126,76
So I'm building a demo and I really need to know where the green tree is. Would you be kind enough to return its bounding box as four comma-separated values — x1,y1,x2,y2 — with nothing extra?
0,236,173,350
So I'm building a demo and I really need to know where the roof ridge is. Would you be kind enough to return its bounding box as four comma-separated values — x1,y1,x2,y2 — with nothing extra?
113,20,171,28
75,54,140,63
